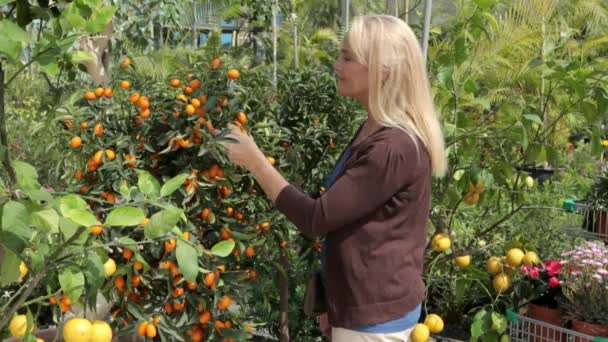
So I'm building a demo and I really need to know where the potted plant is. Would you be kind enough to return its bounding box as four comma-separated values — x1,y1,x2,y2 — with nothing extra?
583,161,608,241
559,242,608,337
514,259,565,341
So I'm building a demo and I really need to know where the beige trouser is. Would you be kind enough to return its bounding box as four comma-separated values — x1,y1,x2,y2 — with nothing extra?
331,326,414,342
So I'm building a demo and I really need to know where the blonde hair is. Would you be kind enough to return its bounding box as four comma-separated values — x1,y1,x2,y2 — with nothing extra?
346,15,447,178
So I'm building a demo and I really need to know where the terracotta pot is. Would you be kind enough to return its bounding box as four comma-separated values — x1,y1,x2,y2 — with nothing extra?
525,304,564,342
594,210,608,241
573,320,608,342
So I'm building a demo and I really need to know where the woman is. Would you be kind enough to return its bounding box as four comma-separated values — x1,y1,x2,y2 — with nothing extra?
219,15,447,342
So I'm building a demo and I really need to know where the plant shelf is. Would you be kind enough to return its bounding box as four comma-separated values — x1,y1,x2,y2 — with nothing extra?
507,309,608,342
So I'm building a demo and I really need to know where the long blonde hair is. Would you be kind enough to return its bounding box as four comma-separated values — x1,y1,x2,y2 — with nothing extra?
346,15,447,178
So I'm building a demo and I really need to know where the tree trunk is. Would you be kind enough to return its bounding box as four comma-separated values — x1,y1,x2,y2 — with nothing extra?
278,252,290,342
272,1,278,88
421,0,433,63
341,0,350,29
0,62,17,188
293,18,298,70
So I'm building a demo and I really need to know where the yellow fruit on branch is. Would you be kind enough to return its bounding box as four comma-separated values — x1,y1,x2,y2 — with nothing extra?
505,248,525,267
424,314,444,334
493,273,511,292
454,255,471,269
487,256,502,275
522,251,539,266
89,320,112,342
9,315,31,338
431,233,451,252
19,261,28,279
411,323,430,342
103,258,116,277
62,318,92,342
464,191,480,205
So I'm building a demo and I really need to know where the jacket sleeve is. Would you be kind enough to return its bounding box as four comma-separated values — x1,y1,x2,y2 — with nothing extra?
275,142,415,237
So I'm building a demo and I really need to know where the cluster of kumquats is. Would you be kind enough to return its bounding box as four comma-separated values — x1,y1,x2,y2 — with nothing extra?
51,55,295,341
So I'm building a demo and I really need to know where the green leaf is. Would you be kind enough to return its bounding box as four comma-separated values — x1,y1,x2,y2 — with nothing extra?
2,201,33,241
59,195,88,216
0,35,23,63
78,0,102,8
471,317,486,338
482,331,500,342
66,13,86,29
70,50,95,63
473,0,497,9
59,218,88,244
229,231,258,240
0,249,21,286
85,6,117,33
40,62,60,76
137,171,161,199
12,161,41,190
32,208,60,233
523,114,543,125
455,278,471,302
84,253,104,293
65,209,98,227
0,231,25,254
0,0,15,6
0,20,31,43
105,207,145,226
221,329,252,340
211,240,235,257
176,240,199,283
59,267,85,302
24,189,54,204
145,208,182,238
160,174,189,197
491,312,508,334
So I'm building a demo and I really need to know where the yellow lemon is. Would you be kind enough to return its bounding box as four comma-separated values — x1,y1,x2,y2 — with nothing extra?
19,261,28,279
455,255,471,269
89,320,113,342
493,273,511,293
431,233,448,244
487,257,502,275
411,323,430,342
505,248,525,267
424,313,444,334
432,234,451,253
522,251,539,266
62,318,92,342
9,314,29,338
103,258,117,277
525,176,534,189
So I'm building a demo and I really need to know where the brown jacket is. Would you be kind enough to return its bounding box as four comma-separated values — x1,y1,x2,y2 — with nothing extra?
276,127,431,329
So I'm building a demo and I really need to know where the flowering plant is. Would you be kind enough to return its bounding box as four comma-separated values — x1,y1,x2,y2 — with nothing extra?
586,161,608,209
559,242,608,325
513,259,564,309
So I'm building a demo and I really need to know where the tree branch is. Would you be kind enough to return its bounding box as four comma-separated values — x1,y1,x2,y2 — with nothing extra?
0,62,17,187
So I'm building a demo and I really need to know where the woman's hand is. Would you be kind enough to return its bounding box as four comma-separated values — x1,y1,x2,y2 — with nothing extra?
217,126,265,171
216,125,289,203
319,313,332,339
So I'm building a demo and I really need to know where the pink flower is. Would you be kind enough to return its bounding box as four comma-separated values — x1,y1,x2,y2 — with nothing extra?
543,260,563,276
548,277,560,288
521,266,529,275
529,268,540,278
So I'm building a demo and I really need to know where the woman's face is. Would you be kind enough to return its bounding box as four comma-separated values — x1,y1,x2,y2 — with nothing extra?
334,42,369,105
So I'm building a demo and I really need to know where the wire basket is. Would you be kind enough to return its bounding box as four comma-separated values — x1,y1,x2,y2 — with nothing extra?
562,200,608,242
507,309,608,342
